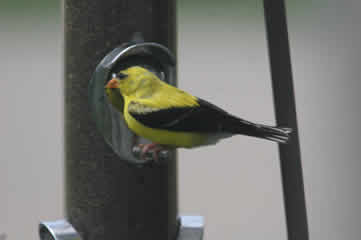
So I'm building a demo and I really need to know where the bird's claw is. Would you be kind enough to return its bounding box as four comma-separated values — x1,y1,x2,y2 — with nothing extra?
135,143,169,162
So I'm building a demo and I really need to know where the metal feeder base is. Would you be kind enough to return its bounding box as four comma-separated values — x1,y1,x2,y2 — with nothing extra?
39,216,204,240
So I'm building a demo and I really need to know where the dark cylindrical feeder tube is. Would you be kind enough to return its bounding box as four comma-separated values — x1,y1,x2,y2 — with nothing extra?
64,1,177,240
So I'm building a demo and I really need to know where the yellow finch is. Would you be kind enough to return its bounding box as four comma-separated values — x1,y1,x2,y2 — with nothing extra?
105,66,291,156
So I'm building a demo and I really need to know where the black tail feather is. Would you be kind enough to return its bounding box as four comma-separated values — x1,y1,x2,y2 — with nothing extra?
254,125,292,143
224,115,292,144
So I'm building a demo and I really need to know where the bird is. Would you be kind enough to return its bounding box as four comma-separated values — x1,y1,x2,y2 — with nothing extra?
104,66,292,160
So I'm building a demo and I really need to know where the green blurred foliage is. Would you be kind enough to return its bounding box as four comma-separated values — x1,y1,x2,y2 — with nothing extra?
178,0,313,16
177,0,316,26
0,0,316,18
0,0,59,18
0,0,316,35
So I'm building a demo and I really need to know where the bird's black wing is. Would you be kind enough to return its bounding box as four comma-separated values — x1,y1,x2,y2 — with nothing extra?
128,98,230,133
129,98,292,143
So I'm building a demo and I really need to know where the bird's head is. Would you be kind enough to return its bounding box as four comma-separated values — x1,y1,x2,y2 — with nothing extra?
104,68,133,112
105,66,158,98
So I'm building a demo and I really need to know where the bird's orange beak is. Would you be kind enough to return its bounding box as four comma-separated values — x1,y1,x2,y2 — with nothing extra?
105,78,119,88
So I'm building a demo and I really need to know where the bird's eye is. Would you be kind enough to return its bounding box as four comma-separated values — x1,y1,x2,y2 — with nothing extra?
117,72,127,79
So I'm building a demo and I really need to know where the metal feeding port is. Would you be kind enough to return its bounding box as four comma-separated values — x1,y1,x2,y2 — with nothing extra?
177,216,204,240
88,41,176,164
39,220,81,240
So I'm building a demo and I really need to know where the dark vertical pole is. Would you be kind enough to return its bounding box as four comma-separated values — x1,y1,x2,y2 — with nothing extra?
263,1,309,240
64,1,177,240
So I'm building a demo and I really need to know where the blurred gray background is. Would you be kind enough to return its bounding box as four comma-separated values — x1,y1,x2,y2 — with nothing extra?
1,0,361,240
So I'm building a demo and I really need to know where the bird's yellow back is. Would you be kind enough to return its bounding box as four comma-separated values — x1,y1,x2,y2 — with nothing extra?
119,66,199,110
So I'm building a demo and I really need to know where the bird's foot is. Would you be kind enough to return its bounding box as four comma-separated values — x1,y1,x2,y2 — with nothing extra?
137,143,168,162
